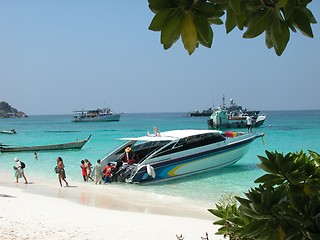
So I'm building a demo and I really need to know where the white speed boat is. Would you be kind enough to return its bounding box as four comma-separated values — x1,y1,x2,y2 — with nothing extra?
100,129,264,184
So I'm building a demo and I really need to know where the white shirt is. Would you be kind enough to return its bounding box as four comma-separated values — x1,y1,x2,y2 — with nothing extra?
246,116,252,125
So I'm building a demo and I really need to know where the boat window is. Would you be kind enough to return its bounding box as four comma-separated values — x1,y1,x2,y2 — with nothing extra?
150,142,177,158
131,141,171,162
154,133,226,157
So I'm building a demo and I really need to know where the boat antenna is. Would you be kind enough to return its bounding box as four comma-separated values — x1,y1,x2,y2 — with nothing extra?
222,94,226,109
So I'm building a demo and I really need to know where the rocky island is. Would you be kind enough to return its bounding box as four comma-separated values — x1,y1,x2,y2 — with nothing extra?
0,101,28,118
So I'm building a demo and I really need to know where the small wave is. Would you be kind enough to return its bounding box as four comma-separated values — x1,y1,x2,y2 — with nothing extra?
43,130,81,133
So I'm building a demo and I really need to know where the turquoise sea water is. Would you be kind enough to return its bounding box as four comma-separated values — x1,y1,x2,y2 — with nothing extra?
1,111,320,205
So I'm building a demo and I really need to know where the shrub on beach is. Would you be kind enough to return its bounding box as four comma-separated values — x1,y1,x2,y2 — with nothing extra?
209,150,320,240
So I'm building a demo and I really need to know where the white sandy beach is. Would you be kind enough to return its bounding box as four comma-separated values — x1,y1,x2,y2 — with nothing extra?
0,172,223,240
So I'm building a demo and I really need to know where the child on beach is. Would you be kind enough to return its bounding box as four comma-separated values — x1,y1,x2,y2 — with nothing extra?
13,157,28,184
80,160,87,181
56,157,68,187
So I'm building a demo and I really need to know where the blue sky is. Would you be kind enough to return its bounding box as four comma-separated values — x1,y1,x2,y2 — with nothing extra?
1,1,319,115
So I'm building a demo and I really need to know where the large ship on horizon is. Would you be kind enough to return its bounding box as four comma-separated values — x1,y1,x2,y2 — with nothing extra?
72,108,121,122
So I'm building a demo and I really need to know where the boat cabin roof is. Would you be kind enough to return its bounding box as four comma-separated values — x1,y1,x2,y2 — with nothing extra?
119,129,222,142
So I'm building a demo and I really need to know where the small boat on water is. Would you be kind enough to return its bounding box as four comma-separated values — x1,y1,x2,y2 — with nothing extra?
100,129,264,184
72,108,120,122
0,135,91,152
0,129,16,134
207,96,266,129
188,107,213,117
208,109,266,129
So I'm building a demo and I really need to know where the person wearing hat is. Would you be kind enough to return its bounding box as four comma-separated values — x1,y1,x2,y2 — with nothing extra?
14,157,28,184
122,146,136,164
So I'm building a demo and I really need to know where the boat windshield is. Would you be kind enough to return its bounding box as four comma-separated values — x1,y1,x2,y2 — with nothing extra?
116,140,172,163
152,133,226,158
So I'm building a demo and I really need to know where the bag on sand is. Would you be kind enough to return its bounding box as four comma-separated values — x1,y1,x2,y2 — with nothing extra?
20,161,26,169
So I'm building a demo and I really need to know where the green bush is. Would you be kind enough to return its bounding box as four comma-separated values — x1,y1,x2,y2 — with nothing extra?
209,150,320,240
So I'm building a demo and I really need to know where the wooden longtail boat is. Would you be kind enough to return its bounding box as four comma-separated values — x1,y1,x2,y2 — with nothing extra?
0,135,91,152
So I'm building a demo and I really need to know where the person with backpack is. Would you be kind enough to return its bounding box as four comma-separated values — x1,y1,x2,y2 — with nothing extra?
13,157,28,184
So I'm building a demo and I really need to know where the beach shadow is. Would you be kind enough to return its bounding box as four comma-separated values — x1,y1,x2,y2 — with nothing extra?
65,185,77,188
0,194,16,198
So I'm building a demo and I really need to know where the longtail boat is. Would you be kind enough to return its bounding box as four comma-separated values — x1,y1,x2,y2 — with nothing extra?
0,135,91,152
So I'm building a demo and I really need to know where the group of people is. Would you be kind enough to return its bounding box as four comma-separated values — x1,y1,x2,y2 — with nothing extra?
13,146,138,187
13,156,67,186
82,146,137,184
80,159,94,182
81,159,116,184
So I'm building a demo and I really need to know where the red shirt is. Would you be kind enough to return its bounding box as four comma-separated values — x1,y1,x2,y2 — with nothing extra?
81,164,87,176
103,165,114,177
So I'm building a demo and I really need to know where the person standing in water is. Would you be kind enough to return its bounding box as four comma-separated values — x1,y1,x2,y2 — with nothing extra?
93,159,103,185
56,157,68,187
246,116,253,133
80,160,87,181
85,159,94,181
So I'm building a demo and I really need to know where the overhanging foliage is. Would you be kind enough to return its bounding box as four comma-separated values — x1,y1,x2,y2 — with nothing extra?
148,0,317,56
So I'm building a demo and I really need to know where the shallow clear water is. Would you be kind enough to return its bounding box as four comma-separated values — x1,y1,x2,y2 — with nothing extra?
1,110,319,205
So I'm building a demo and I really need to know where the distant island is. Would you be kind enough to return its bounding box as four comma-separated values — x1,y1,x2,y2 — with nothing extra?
0,101,28,118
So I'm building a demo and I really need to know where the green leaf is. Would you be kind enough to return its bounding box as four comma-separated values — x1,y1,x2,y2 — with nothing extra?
241,219,267,238
163,35,180,50
194,14,213,48
283,0,296,18
149,8,176,31
194,1,225,18
257,162,275,174
304,8,317,24
208,208,224,218
271,17,289,56
213,219,228,225
235,196,251,209
209,18,223,25
265,150,277,162
292,7,314,37
229,0,240,15
244,8,274,38
255,173,284,185
234,3,247,30
160,11,183,45
225,8,236,33
238,205,261,219
276,0,288,8
181,11,198,55
148,0,175,13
